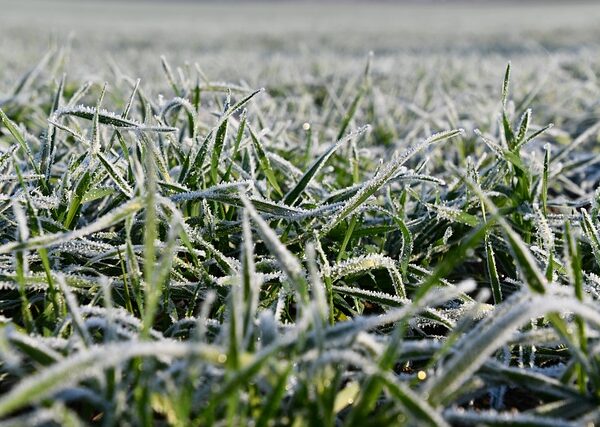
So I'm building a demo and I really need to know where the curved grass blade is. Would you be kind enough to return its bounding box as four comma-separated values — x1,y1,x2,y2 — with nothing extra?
284,125,369,206
322,129,463,235
241,195,308,305
0,197,143,254
0,341,225,418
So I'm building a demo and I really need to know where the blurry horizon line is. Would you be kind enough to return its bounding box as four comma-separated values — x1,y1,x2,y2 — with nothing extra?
4,0,599,3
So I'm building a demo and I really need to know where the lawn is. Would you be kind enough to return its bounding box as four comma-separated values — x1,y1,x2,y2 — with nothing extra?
1,1,600,425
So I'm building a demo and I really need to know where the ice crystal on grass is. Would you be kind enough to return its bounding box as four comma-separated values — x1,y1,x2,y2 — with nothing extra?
2,37,600,426
53,105,178,132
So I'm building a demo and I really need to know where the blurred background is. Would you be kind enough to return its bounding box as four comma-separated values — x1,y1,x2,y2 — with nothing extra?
1,0,599,82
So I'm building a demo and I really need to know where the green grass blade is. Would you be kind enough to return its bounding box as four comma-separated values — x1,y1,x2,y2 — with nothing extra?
284,125,368,206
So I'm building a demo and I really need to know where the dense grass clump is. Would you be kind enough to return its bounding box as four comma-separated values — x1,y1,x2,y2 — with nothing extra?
2,45,600,427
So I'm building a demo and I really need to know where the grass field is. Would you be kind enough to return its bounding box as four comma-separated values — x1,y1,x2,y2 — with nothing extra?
2,1,600,426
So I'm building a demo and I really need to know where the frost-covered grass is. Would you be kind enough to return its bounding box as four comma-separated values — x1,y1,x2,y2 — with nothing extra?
2,4,600,424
